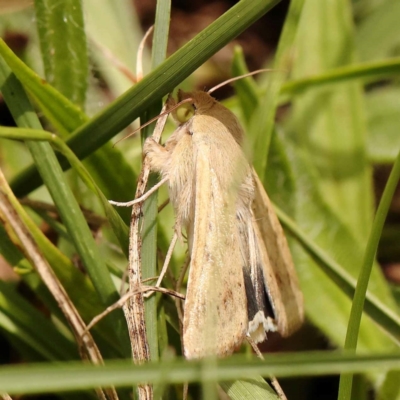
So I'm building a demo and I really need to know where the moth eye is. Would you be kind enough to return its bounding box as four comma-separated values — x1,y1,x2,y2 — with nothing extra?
176,103,195,123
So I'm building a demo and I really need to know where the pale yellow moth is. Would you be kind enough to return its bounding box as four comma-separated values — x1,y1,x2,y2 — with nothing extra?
144,89,304,359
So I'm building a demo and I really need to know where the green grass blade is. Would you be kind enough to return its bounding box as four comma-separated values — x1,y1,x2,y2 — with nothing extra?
281,57,400,97
1,352,400,395
34,0,88,107
338,150,400,399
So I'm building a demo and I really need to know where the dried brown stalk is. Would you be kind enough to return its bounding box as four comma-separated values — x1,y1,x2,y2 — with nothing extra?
122,105,169,400
0,170,118,400
87,285,184,332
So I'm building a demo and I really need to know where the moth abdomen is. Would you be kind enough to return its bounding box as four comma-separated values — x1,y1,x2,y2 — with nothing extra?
243,261,277,344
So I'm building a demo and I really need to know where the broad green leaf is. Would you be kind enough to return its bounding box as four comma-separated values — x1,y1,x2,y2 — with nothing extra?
365,86,400,163
291,0,373,241
356,0,400,61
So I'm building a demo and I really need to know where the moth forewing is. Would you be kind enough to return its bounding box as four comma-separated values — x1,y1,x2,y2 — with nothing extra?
183,141,247,358
252,173,304,337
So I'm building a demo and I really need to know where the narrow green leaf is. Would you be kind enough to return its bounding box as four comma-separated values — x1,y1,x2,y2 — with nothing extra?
338,150,400,399
1,352,400,395
281,57,400,97
34,0,88,107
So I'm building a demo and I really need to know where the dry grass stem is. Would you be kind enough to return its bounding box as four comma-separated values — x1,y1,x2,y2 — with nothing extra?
122,104,169,400
0,171,118,400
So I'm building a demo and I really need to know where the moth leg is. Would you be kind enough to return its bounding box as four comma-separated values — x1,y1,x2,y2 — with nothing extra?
143,137,171,174
143,232,178,298
109,176,168,207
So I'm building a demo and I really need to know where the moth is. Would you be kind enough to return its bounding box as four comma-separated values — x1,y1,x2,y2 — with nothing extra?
143,89,304,359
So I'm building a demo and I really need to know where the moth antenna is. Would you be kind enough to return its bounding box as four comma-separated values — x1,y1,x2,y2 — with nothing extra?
207,69,275,94
136,25,154,81
113,97,193,146
91,38,137,83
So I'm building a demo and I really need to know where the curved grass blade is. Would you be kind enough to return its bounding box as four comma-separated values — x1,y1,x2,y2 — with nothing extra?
10,0,282,197
338,150,400,398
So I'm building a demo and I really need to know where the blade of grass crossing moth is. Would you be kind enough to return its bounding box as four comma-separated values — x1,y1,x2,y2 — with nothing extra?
9,0,282,198
140,0,171,365
3,352,400,395
338,150,400,399
0,58,131,358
